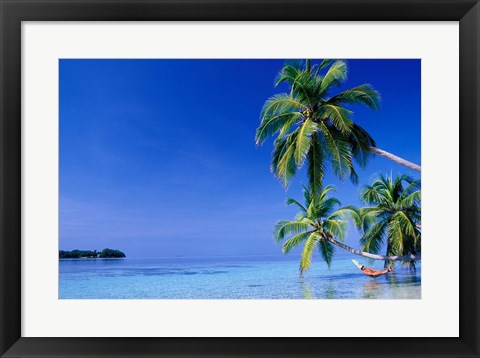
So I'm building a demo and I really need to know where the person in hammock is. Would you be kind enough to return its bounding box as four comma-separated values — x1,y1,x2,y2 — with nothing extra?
352,260,393,278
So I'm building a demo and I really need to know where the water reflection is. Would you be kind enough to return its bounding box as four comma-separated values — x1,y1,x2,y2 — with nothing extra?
324,282,337,299
362,280,383,299
60,257,422,299
301,280,315,299
362,271,421,299
300,280,339,299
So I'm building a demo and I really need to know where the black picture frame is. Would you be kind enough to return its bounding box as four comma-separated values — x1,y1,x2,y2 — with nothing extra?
1,0,479,357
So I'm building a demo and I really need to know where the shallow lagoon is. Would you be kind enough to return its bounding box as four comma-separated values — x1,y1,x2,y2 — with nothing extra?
59,256,421,299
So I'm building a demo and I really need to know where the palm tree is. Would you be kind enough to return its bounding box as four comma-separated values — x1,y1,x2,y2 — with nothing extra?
275,185,421,276
256,59,421,196
274,185,354,275
358,174,421,268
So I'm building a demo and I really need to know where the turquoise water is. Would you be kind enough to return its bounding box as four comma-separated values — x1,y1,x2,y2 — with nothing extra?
59,256,421,299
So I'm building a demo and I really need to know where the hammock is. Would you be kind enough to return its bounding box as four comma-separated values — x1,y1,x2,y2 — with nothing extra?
352,259,393,278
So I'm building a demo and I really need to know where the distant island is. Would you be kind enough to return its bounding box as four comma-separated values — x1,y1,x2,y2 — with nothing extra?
59,248,126,259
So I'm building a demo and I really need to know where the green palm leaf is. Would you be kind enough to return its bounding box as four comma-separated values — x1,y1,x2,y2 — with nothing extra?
318,237,335,267
360,219,388,254
275,130,299,187
391,211,417,238
388,218,405,255
300,232,321,272
315,197,342,218
328,205,360,224
294,119,317,165
286,198,308,213
260,93,305,123
271,133,298,188
321,104,353,134
274,63,303,87
273,219,311,243
320,60,347,92
256,111,302,145
328,84,381,110
399,190,421,208
361,184,387,205
322,126,353,181
282,231,315,253
313,59,335,77
346,124,376,168
322,219,347,242
306,133,325,197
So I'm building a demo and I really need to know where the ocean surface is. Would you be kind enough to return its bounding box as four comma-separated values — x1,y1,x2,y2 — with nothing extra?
59,256,421,299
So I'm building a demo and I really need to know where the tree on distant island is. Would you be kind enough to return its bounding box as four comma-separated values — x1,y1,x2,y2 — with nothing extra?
59,248,126,259
98,248,126,258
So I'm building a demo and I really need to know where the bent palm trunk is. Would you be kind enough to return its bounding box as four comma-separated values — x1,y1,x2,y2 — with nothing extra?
325,235,421,261
369,146,421,173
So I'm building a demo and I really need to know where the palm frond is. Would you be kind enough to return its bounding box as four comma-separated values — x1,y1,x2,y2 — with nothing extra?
323,219,348,241
294,119,317,165
318,184,337,200
274,62,303,87
399,189,421,208
360,184,388,205
327,84,381,110
321,104,353,134
300,232,321,273
398,179,421,200
360,219,388,254
347,124,376,168
282,230,315,253
390,211,417,238
298,184,310,203
387,218,405,255
289,72,317,106
313,59,335,77
271,131,298,188
322,126,354,181
320,60,347,92
316,197,342,218
273,219,311,243
304,185,336,219
306,133,325,197
260,93,306,122
328,205,360,224
357,207,384,232
349,165,359,185
256,111,302,145
318,237,335,267
286,198,308,213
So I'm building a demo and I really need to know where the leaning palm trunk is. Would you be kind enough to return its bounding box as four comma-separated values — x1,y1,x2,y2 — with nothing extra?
369,146,421,172
325,235,421,261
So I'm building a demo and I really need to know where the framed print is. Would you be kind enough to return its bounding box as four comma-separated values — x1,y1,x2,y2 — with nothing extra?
1,0,479,357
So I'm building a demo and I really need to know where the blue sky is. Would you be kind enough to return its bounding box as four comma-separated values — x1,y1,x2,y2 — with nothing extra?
59,59,420,258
